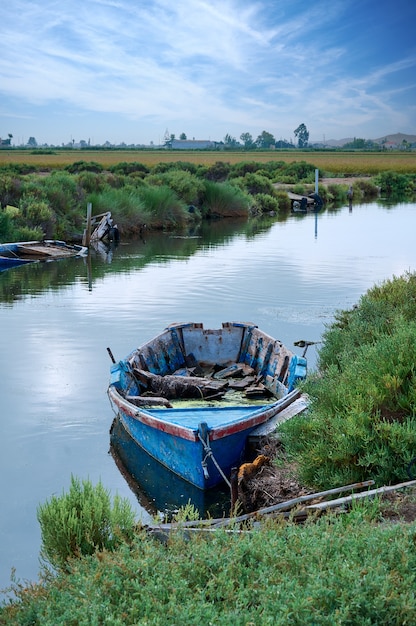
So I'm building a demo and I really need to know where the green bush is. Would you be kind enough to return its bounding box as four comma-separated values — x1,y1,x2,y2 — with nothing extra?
108,161,149,176
65,161,103,174
375,171,413,196
5,508,416,624
146,170,205,205
200,181,250,217
240,173,277,196
37,476,136,571
252,193,280,214
281,272,416,488
19,195,56,238
138,185,190,228
87,187,147,235
203,161,231,182
0,174,23,209
275,190,291,212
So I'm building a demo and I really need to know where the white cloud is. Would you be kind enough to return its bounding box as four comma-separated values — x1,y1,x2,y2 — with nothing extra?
1,0,415,144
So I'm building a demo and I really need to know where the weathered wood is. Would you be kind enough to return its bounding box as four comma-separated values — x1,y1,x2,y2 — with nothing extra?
133,368,228,399
214,364,248,379
248,394,309,441
305,479,416,511
227,376,256,390
144,480,380,537
244,383,271,399
126,395,173,408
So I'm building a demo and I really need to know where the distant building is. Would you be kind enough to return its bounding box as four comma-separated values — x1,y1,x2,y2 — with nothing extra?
170,139,217,150
0,137,11,146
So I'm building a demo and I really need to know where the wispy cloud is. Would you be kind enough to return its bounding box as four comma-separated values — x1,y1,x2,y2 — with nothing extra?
1,0,415,143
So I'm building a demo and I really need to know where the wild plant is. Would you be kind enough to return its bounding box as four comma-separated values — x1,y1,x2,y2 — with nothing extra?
37,475,135,571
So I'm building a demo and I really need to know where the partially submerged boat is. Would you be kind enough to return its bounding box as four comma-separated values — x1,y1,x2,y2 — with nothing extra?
0,240,88,270
108,322,307,490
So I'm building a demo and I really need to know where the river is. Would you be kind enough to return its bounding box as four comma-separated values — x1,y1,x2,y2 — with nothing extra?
1,199,415,593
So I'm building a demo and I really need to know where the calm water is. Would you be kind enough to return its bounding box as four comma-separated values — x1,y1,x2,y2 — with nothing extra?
1,200,415,593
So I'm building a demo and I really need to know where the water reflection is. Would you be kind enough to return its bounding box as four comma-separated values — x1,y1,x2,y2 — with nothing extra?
2,200,416,591
109,416,231,520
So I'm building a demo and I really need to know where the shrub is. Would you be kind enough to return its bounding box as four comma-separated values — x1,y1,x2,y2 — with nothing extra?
203,161,231,182
239,173,277,196
65,161,104,174
0,174,23,208
138,185,190,228
146,170,205,205
284,161,317,182
281,272,416,488
87,188,147,235
252,193,280,214
352,178,379,200
37,476,135,571
375,171,413,196
19,195,56,238
200,181,250,217
108,161,149,176
77,171,110,194
229,161,260,177
275,191,291,212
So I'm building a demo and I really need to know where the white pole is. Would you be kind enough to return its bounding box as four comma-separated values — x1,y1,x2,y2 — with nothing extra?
315,168,319,194
83,202,92,247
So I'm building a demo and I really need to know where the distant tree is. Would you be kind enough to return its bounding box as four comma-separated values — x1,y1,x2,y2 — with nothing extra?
255,130,275,149
224,133,238,148
275,138,293,149
240,132,254,149
179,133,187,140
342,138,377,150
294,123,309,148
8,133,13,142
27,136,38,147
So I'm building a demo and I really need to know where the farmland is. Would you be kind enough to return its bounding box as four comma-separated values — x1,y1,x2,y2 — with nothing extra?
0,149,415,175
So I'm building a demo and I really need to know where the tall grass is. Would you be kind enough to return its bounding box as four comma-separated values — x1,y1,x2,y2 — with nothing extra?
36,476,135,572
3,504,416,624
87,187,147,235
201,181,250,217
138,185,191,228
2,149,415,174
281,272,416,488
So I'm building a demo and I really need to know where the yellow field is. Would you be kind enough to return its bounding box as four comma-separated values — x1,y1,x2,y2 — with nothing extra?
0,149,415,174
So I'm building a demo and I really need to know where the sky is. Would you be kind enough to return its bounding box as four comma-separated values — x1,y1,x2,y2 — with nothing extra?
1,0,416,146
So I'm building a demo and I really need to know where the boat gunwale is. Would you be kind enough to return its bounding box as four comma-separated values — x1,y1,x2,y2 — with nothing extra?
108,386,300,441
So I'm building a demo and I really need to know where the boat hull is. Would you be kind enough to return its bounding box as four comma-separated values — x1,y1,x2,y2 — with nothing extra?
108,322,307,489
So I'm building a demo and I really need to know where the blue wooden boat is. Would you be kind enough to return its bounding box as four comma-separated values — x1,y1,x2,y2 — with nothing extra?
0,240,88,270
107,322,307,490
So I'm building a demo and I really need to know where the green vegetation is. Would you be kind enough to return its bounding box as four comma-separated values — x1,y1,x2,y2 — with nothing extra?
37,476,136,572
3,274,416,623
2,500,416,624
2,153,408,243
281,272,416,488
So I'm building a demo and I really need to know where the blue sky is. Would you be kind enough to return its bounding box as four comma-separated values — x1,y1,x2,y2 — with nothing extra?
1,0,415,146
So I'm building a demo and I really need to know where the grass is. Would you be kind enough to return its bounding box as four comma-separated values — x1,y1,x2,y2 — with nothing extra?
0,149,415,174
2,501,416,625
281,272,416,489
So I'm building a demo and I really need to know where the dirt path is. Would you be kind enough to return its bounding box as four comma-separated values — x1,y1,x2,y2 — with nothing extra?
320,177,371,185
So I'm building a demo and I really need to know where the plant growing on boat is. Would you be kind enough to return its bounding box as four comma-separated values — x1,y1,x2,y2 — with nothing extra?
37,475,136,571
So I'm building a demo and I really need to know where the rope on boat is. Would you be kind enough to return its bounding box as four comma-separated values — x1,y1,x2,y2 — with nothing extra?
198,422,231,488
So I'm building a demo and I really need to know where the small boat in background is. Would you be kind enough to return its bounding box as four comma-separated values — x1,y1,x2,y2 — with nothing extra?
0,240,88,270
107,322,307,490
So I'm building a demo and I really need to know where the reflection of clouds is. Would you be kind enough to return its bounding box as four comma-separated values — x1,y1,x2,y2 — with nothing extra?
73,203,416,332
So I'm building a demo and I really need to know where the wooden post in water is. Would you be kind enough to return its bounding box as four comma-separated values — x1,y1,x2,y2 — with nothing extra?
83,202,92,247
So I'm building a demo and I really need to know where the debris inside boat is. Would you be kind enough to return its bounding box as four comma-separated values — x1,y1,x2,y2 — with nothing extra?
107,322,308,490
